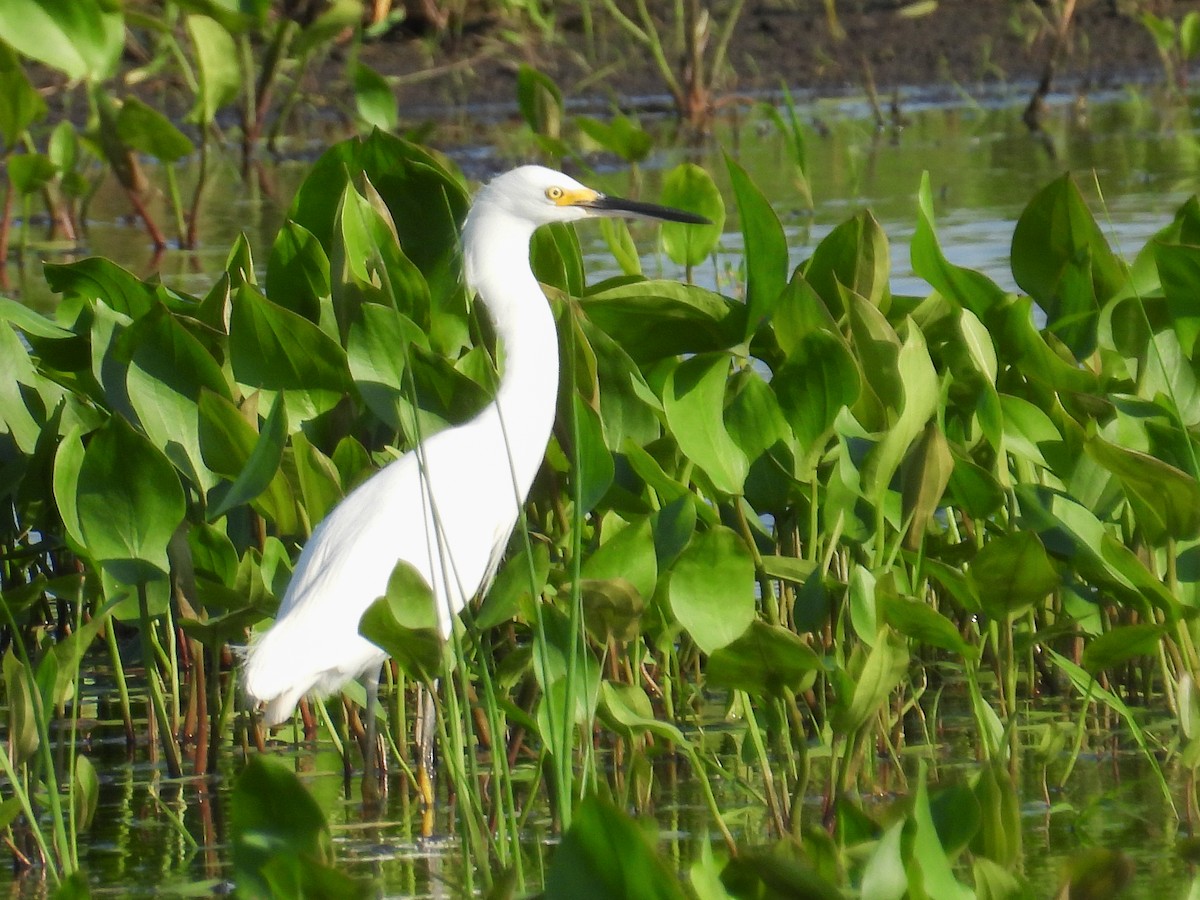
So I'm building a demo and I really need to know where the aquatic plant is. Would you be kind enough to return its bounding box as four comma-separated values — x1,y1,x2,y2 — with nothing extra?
1,125,1199,894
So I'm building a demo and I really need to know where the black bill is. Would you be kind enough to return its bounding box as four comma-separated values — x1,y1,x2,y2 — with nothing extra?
580,194,711,225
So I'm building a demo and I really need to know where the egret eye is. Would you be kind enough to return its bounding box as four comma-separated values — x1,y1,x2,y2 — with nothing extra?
546,186,564,201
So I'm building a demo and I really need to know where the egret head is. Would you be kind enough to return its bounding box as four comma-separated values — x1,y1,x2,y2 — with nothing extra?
477,165,710,228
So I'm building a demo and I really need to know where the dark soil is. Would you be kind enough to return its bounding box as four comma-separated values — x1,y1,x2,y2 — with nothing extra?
359,0,1200,119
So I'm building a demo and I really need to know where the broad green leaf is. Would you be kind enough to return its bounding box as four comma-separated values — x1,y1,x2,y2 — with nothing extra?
3,649,38,763
582,517,657,602
123,302,230,490
1011,173,1125,356
290,433,343,525
880,593,975,658
358,561,444,683
908,762,974,900
725,367,790,466
834,627,909,733
546,795,687,900
45,257,156,319
73,753,99,831
861,821,907,900
662,354,747,496
912,172,1007,316
660,163,725,268
1081,623,1165,675
864,316,940,502
516,64,562,138
7,153,57,195
901,421,954,549
707,621,821,698
0,0,123,82
668,526,755,654
346,303,427,431
805,210,891,315
1086,433,1200,545
75,415,186,584
575,114,651,162
266,221,330,322
203,391,290,524
187,15,241,126
115,97,193,163
231,755,367,899
229,284,352,400
571,393,614,513
970,531,1058,620
579,579,644,644
598,680,686,745
0,45,47,146
582,280,744,361
726,153,787,338
351,62,397,131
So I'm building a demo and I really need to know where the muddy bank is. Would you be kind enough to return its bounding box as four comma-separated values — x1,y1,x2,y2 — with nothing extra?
365,1,1200,118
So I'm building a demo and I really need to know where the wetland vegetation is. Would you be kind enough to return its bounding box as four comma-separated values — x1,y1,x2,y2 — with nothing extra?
5,1,1200,897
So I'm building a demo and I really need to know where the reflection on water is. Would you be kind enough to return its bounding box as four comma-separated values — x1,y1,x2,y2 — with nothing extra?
7,87,1200,314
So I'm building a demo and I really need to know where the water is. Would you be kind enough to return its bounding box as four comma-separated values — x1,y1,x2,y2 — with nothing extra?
7,85,1200,895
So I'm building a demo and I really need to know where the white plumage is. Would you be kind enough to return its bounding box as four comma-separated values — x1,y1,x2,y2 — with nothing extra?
242,165,706,725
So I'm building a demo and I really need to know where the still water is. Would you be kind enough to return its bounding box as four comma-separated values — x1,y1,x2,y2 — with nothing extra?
7,85,1200,896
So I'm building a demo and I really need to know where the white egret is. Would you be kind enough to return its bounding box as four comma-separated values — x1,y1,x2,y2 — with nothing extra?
242,165,707,725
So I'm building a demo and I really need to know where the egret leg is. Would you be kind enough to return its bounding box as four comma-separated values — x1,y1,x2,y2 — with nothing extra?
414,679,437,832
361,666,385,808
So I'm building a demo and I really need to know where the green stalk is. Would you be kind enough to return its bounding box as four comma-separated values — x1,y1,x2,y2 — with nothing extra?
0,606,71,879
740,691,785,834
105,621,135,747
138,582,182,777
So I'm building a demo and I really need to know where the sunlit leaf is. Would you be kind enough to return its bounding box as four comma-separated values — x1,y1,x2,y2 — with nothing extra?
660,163,725,268
0,0,123,82
668,526,755,654
726,153,787,338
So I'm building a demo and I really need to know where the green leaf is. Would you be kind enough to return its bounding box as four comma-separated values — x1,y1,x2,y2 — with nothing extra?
0,0,123,81
579,579,645,644
229,284,352,399
123,302,230,491
582,280,744,361
880,593,976,658
517,64,562,139
707,621,822,698
231,755,368,900
668,526,755,654
358,561,444,683
571,393,614,513
901,421,954,549
1011,173,1126,356
1086,434,1200,545
662,354,747,496
266,221,330,322
0,46,47,146
911,172,1006,316
726,153,787,338
1081,623,1165,675
805,210,891,315
863,316,940,503
186,15,241,126
351,61,397,131
75,415,186,584
545,795,687,900
7,153,57,195
73,753,99,831
45,257,156,319
660,163,725,268
203,391,290,524
582,517,657,602
115,97,193,163
834,628,909,733
970,531,1058,621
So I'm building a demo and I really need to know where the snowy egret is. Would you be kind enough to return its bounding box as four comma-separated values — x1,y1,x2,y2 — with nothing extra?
242,165,708,725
